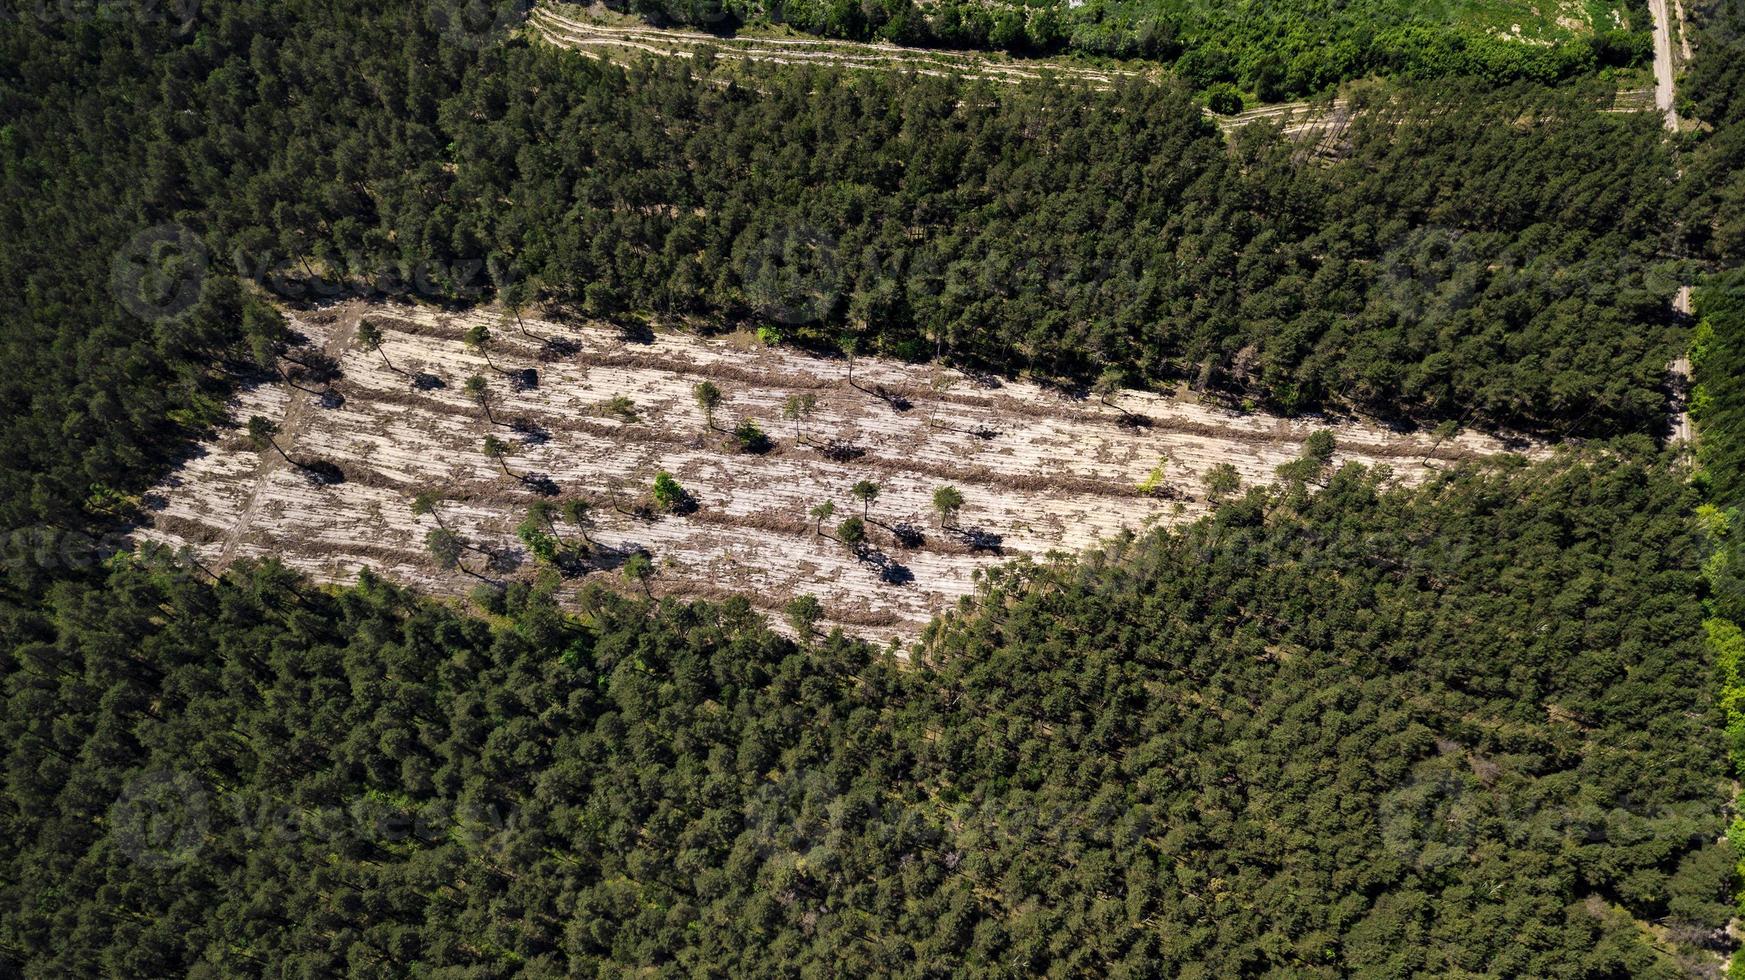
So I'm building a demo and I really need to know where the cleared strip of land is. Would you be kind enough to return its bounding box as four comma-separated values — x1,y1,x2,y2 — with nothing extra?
531,7,1148,87
530,3,1658,143
137,301,1541,643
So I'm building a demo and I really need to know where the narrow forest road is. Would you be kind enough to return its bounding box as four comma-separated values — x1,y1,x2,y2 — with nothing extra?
1649,0,1682,131
1649,0,1696,446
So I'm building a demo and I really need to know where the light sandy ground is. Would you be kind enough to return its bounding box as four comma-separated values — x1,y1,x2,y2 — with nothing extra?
137,300,1542,646
532,7,1147,87
1649,0,1682,131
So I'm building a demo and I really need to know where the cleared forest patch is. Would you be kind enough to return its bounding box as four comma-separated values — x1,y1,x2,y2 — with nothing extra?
530,4,1656,140
530,6,1152,87
137,300,1542,644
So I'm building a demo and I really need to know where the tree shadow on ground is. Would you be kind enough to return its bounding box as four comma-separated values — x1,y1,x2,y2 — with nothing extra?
484,546,524,576
287,351,341,386
539,337,581,360
960,368,1003,390
854,545,915,585
519,473,560,497
817,440,865,462
871,384,912,412
617,321,656,345
884,521,926,549
510,417,550,445
297,459,345,486
954,525,1003,554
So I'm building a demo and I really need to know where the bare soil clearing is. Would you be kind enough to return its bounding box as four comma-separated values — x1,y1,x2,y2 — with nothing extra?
531,3,1662,141
532,6,1150,87
138,301,1542,645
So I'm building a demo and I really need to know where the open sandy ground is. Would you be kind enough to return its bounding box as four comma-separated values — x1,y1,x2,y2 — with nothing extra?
136,300,1542,645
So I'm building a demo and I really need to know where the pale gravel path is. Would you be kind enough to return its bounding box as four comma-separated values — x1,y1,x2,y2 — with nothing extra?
1649,0,1681,132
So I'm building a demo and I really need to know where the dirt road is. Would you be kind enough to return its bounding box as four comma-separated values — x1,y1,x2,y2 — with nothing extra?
1649,0,1681,131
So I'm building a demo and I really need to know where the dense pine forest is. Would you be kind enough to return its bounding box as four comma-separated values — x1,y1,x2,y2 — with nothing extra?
4,0,1745,975
0,0,1713,553
1,453,1731,975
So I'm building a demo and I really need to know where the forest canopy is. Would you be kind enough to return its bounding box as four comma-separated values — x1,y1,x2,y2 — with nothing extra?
0,0,1737,974
0,0,1699,563
606,0,1654,100
0,451,1729,976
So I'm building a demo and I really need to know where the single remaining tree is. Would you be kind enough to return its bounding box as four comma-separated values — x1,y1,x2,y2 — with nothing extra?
1093,366,1140,423
850,479,880,519
784,594,823,638
1275,431,1338,485
1421,418,1463,466
246,415,292,464
526,500,563,544
516,503,568,565
425,527,485,580
410,490,448,529
783,393,817,443
932,485,964,528
935,481,963,526
464,323,500,372
562,499,595,545
652,471,688,512
1303,430,1337,467
622,551,654,598
1203,463,1241,502
836,516,867,554
840,336,862,390
516,517,559,565
694,381,723,431
926,371,958,429
809,500,837,536
482,435,513,478
464,374,495,424
501,280,536,339
357,319,401,375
